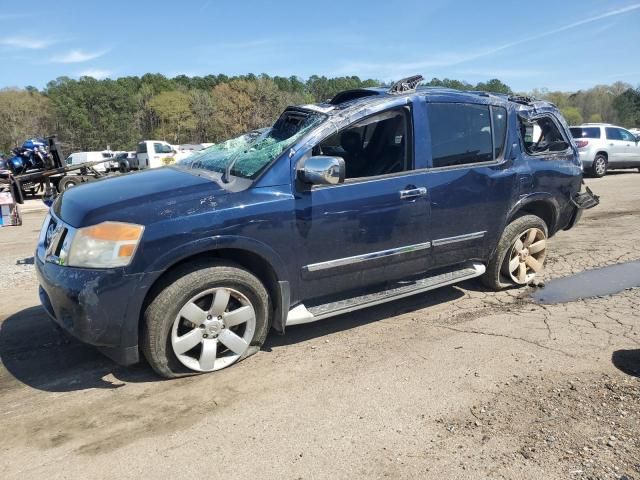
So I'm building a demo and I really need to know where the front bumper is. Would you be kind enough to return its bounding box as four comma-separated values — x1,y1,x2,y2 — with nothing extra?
36,255,146,365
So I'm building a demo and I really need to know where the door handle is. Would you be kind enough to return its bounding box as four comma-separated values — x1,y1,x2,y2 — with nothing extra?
399,187,427,199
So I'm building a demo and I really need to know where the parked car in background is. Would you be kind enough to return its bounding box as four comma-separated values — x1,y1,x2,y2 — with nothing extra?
136,140,176,169
570,123,640,177
174,144,206,162
65,151,115,172
112,151,136,170
36,76,598,378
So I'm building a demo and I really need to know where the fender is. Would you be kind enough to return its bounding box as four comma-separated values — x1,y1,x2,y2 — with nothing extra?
144,234,289,282
505,192,560,231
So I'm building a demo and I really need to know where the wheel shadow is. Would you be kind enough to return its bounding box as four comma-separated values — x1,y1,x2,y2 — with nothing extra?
0,305,160,393
264,285,465,350
611,349,640,378
1,285,466,392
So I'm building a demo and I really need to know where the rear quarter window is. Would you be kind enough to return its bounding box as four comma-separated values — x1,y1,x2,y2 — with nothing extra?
570,127,601,139
136,143,147,154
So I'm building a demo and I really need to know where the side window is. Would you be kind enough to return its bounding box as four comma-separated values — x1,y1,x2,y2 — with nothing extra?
428,103,493,168
492,106,508,158
619,129,636,142
520,116,569,155
137,143,147,154
154,143,164,154
606,128,623,141
314,108,410,179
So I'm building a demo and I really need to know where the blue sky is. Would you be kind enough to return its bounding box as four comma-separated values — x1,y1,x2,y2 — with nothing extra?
0,0,639,92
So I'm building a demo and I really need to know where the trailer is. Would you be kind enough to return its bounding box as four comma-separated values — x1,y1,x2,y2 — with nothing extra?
0,136,117,205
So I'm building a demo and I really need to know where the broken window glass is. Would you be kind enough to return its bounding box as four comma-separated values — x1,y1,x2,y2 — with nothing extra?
176,110,325,180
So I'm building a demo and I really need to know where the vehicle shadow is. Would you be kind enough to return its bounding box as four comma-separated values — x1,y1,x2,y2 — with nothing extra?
611,349,640,378
264,285,465,350
0,305,160,393
1,285,465,392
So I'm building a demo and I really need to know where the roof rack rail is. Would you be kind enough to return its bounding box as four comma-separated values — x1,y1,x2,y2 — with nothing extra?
388,75,423,94
508,95,535,105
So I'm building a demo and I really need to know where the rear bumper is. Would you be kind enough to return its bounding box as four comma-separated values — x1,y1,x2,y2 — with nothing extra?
564,185,599,231
36,255,149,365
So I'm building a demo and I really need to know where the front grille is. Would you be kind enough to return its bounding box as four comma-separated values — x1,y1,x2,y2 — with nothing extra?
42,214,73,264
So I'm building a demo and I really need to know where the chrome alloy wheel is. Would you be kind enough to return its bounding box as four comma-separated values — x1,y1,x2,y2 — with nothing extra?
171,287,256,372
594,157,606,176
507,227,547,284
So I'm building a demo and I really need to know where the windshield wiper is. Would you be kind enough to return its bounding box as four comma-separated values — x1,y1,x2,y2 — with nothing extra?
222,154,238,183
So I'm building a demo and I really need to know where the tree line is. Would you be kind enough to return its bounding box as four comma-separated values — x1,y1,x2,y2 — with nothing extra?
0,73,639,154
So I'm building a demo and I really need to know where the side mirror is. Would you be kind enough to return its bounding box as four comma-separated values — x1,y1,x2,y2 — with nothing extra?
298,156,345,185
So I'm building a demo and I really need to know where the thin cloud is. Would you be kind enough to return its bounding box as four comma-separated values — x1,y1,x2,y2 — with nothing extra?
0,36,54,49
78,69,111,80
339,3,640,78
51,48,109,64
467,2,640,62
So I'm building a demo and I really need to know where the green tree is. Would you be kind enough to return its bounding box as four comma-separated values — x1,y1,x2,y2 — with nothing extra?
475,78,512,94
147,91,196,143
613,88,640,128
560,107,583,125
0,88,52,152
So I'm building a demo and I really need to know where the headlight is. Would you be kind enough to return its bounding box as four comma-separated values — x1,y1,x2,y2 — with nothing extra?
67,221,144,268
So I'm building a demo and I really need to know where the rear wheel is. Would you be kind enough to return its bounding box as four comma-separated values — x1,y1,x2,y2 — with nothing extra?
590,154,607,178
481,215,548,290
141,262,270,378
57,176,81,192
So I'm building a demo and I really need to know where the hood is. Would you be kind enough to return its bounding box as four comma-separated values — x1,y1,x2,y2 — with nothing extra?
54,167,230,227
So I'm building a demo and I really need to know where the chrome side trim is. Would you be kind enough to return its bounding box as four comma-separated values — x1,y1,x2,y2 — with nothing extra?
431,231,486,247
304,241,432,273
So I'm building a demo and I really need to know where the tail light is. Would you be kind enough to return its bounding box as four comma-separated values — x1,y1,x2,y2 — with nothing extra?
575,139,589,148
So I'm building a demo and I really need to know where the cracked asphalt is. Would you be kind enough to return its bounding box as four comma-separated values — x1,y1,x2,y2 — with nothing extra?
0,173,638,480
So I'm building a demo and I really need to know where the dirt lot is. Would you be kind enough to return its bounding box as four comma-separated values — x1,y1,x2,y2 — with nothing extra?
0,173,638,480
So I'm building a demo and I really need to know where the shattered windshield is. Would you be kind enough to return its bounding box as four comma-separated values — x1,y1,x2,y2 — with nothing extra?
175,110,325,179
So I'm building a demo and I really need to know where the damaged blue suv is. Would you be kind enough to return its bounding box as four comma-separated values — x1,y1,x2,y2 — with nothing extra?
36,75,598,378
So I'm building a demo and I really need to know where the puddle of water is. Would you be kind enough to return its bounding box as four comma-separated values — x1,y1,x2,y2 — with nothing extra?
532,261,640,304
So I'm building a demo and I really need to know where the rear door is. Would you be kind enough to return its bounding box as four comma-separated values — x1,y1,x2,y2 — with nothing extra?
605,127,626,165
421,99,512,268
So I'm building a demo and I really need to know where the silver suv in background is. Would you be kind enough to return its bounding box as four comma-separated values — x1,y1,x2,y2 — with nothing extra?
570,124,640,177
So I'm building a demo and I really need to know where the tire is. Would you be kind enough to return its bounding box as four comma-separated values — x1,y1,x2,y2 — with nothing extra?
58,176,81,192
141,261,271,378
481,215,548,291
590,154,607,178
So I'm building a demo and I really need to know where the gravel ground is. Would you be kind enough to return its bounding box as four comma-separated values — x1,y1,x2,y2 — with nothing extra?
0,173,638,480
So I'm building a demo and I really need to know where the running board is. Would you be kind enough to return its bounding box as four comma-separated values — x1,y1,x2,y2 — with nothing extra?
286,262,486,326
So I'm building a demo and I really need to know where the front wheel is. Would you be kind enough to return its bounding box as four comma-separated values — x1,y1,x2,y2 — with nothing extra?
481,215,548,291
141,262,271,378
590,154,607,178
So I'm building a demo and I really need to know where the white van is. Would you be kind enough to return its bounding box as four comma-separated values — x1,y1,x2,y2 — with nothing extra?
136,141,176,169
65,151,115,172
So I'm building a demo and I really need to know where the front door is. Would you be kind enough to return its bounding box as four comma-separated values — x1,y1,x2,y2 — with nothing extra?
618,128,640,166
294,107,431,301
